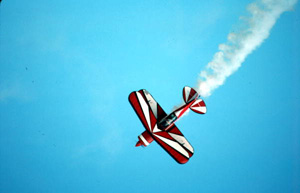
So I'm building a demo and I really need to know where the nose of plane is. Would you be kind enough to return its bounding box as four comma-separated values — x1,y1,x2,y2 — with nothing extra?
135,141,142,147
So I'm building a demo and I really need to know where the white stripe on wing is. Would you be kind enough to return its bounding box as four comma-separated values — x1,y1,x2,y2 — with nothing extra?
154,134,190,158
136,92,152,131
169,133,194,153
143,90,158,119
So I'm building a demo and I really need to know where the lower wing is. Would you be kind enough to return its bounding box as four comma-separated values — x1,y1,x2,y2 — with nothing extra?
152,127,194,164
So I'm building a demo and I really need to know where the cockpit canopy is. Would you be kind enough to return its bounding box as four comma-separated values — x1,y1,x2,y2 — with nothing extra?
158,113,177,129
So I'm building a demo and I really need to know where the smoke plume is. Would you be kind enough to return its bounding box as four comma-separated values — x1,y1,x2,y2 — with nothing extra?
196,0,297,97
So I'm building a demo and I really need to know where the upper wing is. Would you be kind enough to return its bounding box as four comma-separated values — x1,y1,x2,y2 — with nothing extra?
129,91,156,133
128,89,168,132
140,89,167,121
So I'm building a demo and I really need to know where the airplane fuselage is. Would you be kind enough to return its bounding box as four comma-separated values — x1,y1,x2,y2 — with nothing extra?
158,95,199,131
129,86,206,164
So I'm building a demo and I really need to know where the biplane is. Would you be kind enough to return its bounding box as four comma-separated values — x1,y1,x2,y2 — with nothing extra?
128,86,207,164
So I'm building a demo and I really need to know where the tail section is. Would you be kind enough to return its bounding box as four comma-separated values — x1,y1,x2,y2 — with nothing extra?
190,98,207,114
183,86,207,114
183,86,199,103
183,87,198,103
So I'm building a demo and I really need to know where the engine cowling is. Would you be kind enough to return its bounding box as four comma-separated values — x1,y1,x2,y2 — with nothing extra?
135,130,154,147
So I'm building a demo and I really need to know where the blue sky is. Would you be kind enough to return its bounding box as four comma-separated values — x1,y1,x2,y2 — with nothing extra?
0,0,299,193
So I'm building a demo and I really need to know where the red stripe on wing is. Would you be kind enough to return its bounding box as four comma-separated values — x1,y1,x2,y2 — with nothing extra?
154,131,175,140
137,90,159,132
153,134,189,164
128,92,152,132
129,91,159,133
168,125,184,135
168,125,194,157
139,89,167,121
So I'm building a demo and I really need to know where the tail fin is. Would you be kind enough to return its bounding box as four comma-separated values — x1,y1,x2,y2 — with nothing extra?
190,99,207,114
183,86,198,103
183,86,207,114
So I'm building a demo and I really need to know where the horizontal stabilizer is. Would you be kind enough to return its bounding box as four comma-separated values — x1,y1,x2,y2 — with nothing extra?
190,99,206,114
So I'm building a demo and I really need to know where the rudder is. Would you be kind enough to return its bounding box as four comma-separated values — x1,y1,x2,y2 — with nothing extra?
183,86,198,103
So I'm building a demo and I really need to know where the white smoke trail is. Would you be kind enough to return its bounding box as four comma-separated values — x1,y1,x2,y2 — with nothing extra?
196,0,298,97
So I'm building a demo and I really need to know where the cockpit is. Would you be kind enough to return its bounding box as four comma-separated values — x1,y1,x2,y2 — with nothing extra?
158,113,178,129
